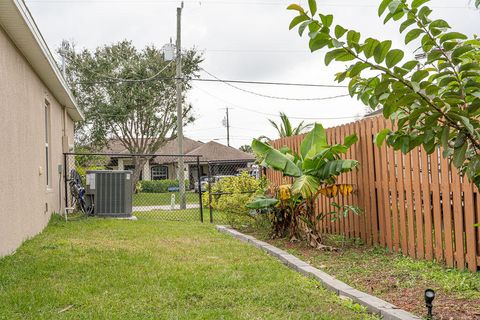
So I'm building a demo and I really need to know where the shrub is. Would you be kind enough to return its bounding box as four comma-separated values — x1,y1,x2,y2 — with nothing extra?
75,166,106,186
202,172,267,228
139,180,189,193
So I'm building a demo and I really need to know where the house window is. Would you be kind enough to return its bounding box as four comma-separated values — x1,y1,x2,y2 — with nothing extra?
44,101,51,187
151,166,168,180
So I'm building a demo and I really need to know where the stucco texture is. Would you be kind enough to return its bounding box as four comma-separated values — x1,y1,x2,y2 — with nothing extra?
0,26,74,256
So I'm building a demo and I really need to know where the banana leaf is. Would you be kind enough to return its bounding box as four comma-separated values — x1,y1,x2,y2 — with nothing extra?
246,196,279,209
311,159,359,180
291,174,321,198
300,123,328,160
252,139,302,177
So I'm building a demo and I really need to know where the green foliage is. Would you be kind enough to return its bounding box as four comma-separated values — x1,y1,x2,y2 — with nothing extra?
61,40,202,187
202,172,267,228
239,144,253,153
329,202,364,221
265,112,313,141
75,166,106,186
288,0,480,189
246,195,280,210
139,180,189,193
251,123,359,244
252,123,359,196
62,40,202,150
73,151,109,185
73,147,109,168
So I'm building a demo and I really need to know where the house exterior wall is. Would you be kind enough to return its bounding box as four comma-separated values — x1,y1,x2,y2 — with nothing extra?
0,26,75,257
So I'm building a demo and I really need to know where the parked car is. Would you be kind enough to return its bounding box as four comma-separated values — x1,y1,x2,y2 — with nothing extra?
194,175,235,193
194,176,209,193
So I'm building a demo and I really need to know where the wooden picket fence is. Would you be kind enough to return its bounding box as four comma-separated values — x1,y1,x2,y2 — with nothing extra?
267,116,480,272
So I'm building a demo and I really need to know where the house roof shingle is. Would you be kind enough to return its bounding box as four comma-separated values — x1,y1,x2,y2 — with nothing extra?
104,138,254,163
104,137,204,155
185,141,255,162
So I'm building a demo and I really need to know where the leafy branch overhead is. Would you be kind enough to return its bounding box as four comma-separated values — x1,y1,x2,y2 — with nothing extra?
288,0,480,188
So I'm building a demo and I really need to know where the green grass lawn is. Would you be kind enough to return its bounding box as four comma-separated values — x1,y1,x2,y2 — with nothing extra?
136,209,228,223
0,216,376,320
133,192,200,206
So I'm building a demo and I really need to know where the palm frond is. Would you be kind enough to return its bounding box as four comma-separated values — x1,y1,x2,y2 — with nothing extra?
280,112,293,136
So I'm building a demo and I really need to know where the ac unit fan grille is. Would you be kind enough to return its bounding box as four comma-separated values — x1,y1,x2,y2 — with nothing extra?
96,172,126,215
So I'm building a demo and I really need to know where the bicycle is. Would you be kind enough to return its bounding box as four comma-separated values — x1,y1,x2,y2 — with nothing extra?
68,169,94,217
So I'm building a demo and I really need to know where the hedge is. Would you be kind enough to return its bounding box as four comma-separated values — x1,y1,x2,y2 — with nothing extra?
139,180,189,193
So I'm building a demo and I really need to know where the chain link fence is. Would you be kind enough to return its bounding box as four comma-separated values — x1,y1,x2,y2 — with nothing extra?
64,153,260,223
202,161,261,224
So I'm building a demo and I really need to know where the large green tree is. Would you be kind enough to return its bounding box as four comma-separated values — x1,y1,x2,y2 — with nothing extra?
61,40,202,185
288,0,480,188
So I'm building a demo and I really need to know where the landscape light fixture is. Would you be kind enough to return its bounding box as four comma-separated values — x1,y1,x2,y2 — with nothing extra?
424,289,436,319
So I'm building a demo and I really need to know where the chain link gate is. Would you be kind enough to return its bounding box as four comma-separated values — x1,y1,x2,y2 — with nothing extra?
64,153,204,221
203,160,261,224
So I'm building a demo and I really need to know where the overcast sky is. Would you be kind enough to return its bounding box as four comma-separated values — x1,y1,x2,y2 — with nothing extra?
25,0,480,148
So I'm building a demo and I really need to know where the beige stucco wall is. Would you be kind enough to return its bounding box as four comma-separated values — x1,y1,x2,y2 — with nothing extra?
0,26,75,257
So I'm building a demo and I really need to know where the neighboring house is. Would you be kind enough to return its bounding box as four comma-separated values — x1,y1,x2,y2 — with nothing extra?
0,1,83,257
104,138,256,184
363,108,383,118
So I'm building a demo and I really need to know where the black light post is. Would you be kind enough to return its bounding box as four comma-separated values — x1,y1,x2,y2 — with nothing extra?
424,289,436,319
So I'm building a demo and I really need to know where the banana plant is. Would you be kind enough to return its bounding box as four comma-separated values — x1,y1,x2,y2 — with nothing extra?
251,123,359,246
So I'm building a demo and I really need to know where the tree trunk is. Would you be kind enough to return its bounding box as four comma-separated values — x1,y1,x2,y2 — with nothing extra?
131,157,148,193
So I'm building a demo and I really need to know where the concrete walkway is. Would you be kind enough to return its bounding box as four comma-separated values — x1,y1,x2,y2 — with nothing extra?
133,203,200,212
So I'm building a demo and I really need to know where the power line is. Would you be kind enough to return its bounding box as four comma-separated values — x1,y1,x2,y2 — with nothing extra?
25,0,477,9
85,84,360,121
84,60,174,83
193,84,360,120
73,68,347,88
207,137,254,141
232,104,359,120
195,77,347,88
72,74,349,89
64,52,346,88
200,68,349,101
184,127,222,132
230,126,269,133
204,49,310,53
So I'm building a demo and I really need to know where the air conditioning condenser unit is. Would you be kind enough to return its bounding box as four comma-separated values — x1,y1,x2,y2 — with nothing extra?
85,170,133,217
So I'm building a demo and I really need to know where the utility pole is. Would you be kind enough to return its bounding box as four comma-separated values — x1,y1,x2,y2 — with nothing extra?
176,2,186,209
226,107,230,147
